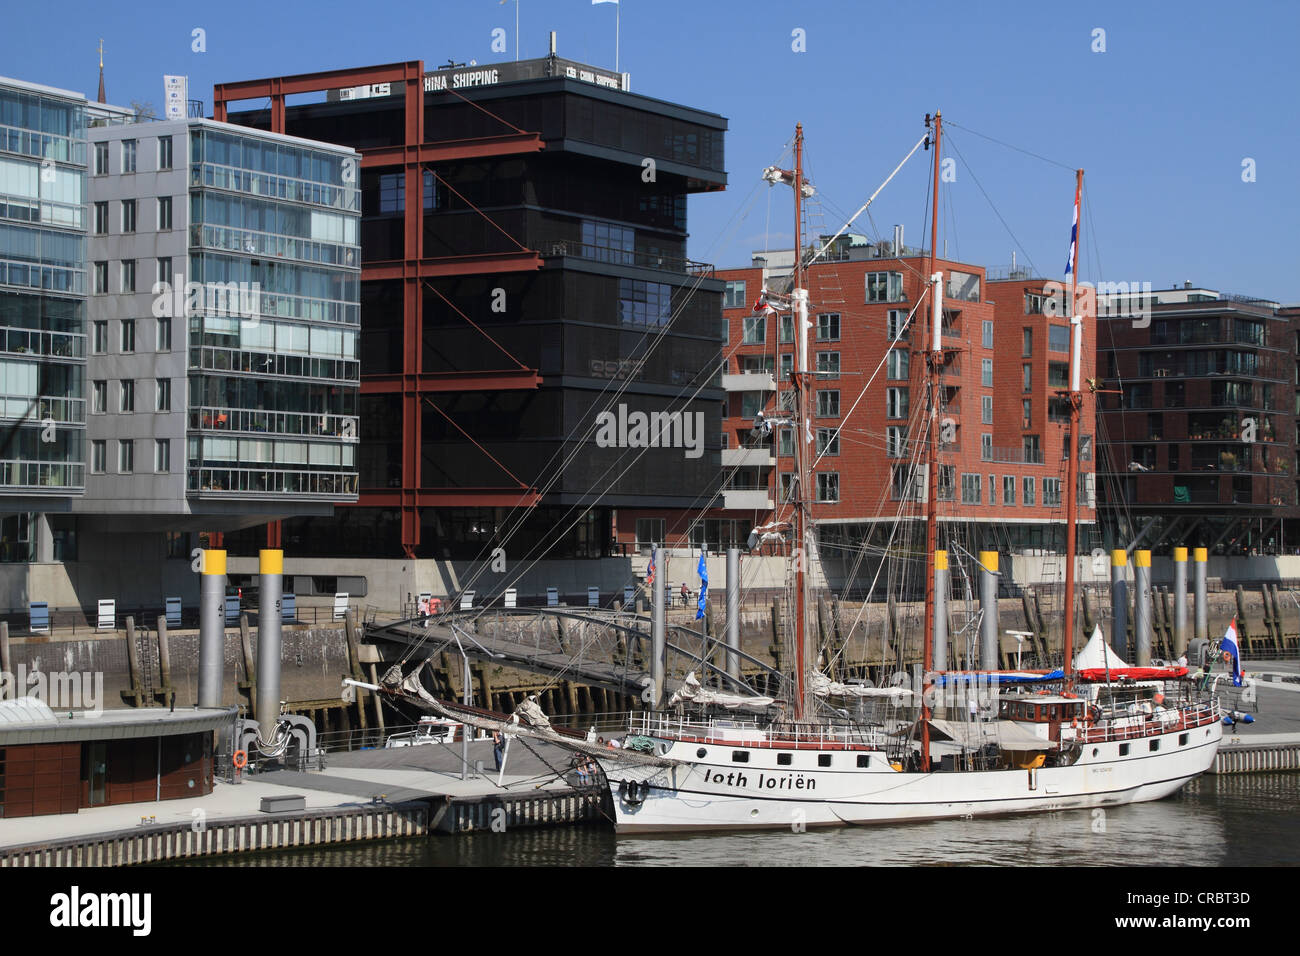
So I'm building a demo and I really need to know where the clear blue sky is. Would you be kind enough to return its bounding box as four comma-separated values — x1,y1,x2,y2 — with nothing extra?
6,0,1297,300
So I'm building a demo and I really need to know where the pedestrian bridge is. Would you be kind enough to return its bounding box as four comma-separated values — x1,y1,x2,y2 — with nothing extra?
363,606,786,701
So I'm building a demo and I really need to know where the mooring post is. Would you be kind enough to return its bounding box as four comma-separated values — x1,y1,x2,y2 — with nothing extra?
1134,550,1152,667
198,549,226,708
1111,549,1129,660
1173,547,1188,659
934,550,949,672
255,549,284,739
1193,547,1208,642
0,621,10,700
979,551,998,670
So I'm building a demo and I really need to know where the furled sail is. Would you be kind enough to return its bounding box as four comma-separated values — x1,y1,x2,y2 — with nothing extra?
809,671,913,701
668,671,777,711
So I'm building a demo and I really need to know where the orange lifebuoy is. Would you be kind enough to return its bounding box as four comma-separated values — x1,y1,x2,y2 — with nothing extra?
233,750,248,769
1223,651,1233,665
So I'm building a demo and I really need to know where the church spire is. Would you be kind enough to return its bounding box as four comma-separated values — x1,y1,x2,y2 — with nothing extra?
96,38,105,104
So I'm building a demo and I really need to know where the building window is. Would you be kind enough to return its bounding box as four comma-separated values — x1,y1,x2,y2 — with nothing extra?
742,315,766,344
94,141,108,175
157,196,173,230
779,473,796,503
92,380,106,414
779,353,793,381
961,473,982,504
581,219,634,264
93,262,108,294
887,349,909,380
721,317,728,345
866,271,903,303
946,271,980,302
886,426,907,458
1022,399,1032,429
155,439,170,473
981,433,993,458
887,309,909,340
119,439,134,473
156,378,171,412
886,387,908,419
91,440,106,474
989,474,997,505
1023,435,1041,462
1043,477,1062,507
740,391,765,419
1023,363,1032,392
121,199,137,233
1049,325,1070,353
982,319,994,349
156,256,172,287
816,428,839,456
92,321,107,353
158,135,173,170
938,465,955,501
1003,475,1016,505
778,427,794,458
120,319,136,352
982,394,993,424
635,518,665,550
1023,476,1036,506
121,139,137,173
618,278,671,327
779,314,793,344
723,280,746,309
816,390,840,417
1048,362,1069,389
816,313,840,341
1023,328,1033,355
157,317,172,351
816,352,840,380
120,379,135,413
93,201,108,234
982,358,993,387
816,472,840,502
121,261,136,294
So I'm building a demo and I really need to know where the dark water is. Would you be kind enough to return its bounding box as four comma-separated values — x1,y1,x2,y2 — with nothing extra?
176,773,1299,867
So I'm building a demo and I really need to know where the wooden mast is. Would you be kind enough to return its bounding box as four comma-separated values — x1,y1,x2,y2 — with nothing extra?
1062,168,1085,686
792,123,810,721
920,111,942,772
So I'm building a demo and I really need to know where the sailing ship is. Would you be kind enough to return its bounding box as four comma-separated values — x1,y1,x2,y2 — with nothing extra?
401,114,1224,832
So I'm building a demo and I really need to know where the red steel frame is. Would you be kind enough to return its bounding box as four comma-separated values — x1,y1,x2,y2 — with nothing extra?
213,62,545,557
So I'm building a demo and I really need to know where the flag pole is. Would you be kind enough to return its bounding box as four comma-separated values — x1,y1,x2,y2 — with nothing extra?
616,1,621,72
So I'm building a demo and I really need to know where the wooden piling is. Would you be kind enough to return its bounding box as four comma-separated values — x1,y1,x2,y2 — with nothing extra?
156,617,175,707
238,613,257,717
120,615,142,708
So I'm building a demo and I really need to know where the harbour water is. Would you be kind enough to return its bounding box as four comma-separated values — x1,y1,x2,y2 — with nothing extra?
178,772,1298,867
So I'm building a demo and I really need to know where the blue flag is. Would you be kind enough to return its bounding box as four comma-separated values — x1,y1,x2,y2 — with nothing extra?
696,551,708,619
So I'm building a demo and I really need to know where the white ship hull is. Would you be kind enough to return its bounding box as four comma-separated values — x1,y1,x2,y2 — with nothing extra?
595,718,1223,833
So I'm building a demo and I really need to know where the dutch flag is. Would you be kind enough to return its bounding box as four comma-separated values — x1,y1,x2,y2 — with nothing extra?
1221,618,1245,687
1064,187,1080,277
647,548,656,587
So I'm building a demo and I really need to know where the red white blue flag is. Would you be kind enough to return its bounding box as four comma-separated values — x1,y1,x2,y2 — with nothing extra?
1221,618,1244,687
1064,183,1080,276
646,548,656,587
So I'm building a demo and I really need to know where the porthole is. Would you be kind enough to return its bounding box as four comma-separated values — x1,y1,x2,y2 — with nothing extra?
696,748,707,758
1092,748,1099,757
750,808,759,817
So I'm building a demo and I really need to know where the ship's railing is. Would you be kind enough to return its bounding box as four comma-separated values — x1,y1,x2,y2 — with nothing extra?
1074,700,1219,745
625,711,886,750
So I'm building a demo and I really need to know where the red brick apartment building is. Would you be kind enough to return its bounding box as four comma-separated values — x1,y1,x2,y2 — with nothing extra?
651,243,1098,573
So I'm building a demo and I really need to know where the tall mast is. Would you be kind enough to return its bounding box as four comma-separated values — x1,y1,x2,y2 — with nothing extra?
792,123,810,721
1062,168,1085,686
920,111,942,772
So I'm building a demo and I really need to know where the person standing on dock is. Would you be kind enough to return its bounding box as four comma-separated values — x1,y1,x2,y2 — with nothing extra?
492,730,505,771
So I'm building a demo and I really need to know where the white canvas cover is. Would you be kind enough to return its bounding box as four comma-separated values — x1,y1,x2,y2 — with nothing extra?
810,671,913,702
668,671,777,711
1073,625,1128,672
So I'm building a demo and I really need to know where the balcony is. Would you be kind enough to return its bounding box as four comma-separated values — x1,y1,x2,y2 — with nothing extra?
722,489,773,510
542,239,715,278
722,372,776,393
721,447,775,468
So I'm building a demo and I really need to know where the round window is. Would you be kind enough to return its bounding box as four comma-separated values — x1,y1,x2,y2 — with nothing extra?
696,748,707,759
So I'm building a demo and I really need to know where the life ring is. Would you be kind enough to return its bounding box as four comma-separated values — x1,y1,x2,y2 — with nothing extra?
233,750,248,769
1222,651,1233,665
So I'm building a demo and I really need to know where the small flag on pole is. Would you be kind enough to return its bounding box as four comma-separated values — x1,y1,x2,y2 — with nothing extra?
647,548,656,587
1220,618,1244,687
696,551,708,620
